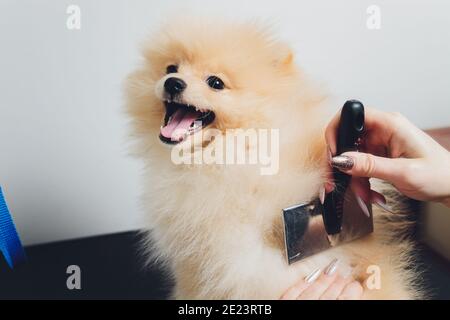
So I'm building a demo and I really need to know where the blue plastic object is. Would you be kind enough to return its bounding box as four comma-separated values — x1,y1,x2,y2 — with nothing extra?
0,187,26,268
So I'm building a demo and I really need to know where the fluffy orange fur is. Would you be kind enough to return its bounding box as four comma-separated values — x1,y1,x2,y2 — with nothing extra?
125,18,423,299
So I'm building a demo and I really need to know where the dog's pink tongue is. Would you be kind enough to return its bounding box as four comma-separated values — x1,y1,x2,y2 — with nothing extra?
160,108,201,141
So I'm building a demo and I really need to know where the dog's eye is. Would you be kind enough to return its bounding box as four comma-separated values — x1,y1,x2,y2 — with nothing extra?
206,76,225,90
166,65,178,74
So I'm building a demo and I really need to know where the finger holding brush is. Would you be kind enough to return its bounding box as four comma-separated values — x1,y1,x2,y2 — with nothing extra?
324,106,450,209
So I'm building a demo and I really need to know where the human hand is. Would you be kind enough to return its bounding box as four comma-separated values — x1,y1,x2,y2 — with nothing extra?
280,259,363,300
324,107,450,208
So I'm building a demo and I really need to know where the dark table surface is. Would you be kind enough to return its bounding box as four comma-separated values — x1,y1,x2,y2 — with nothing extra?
1,230,449,299
0,231,172,299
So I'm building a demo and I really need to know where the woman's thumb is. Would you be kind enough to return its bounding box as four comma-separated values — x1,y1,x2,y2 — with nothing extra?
331,151,411,182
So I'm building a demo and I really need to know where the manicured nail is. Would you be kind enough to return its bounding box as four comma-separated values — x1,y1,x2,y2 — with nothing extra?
331,155,354,170
305,268,322,283
324,258,339,276
373,198,395,214
356,196,371,218
319,185,325,204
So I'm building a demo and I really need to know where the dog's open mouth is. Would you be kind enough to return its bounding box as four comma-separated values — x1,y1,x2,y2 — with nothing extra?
159,101,215,144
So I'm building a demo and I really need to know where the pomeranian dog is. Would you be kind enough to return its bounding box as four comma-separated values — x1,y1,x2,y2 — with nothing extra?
125,18,423,299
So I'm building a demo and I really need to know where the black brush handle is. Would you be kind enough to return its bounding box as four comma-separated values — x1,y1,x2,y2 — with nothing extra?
322,100,365,235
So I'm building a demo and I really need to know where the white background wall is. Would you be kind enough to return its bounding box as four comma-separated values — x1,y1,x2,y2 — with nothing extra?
0,0,449,245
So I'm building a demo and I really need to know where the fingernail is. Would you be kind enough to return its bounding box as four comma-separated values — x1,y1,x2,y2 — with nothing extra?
305,268,322,283
331,155,354,170
373,198,395,214
356,196,371,218
319,185,325,204
324,258,339,276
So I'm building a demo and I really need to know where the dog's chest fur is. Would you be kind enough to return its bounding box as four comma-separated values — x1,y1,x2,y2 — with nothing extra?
145,153,362,299
143,144,422,299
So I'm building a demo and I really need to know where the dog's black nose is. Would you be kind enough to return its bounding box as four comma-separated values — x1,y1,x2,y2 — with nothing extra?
164,77,186,96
